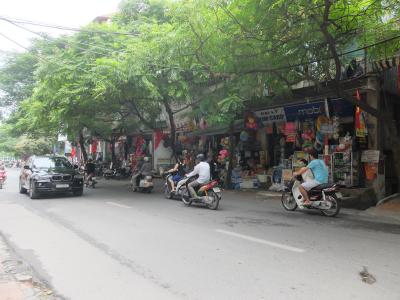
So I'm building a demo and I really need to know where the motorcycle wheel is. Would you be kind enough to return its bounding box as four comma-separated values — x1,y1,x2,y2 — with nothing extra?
321,194,340,217
207,190,220,210
281,192,297,211
164,185,173,199
180,186,191,206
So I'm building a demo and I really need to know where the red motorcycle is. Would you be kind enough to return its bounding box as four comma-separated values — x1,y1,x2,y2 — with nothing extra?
0,170,7,189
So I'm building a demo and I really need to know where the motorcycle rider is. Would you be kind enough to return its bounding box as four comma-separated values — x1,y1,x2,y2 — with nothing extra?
0,165,7,183
85,159,96,186
186,153,210,200
166,156,187,192
293,149,328,206
132,156,152,190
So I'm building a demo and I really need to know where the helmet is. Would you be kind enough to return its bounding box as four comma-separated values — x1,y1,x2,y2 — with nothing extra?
196,153,205,161
143,157,150,162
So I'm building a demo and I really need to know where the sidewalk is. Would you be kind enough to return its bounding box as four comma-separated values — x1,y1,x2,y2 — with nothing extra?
0,235,58,300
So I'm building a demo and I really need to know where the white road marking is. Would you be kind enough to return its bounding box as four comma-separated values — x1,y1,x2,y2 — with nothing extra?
216,229,305,253
106,202,132,209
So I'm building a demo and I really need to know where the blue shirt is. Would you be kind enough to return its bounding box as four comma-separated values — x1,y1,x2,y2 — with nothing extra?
307,159,328,184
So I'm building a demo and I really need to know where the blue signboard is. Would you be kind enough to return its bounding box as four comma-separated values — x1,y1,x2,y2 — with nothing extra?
284,98,354,121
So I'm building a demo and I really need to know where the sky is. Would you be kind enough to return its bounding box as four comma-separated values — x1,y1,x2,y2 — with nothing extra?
0,0,121,52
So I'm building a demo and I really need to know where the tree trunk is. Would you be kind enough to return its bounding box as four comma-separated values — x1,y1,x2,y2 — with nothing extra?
225,121,235,189
163,98,177,159
79,130,88,163
110,137,116,165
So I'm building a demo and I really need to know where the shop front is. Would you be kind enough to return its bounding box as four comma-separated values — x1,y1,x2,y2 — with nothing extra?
223,97,378,191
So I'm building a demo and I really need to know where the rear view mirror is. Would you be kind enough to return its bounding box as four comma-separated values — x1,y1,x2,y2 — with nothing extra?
74,165,79,169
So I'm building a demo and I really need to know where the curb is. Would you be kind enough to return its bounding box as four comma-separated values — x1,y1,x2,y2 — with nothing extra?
0,234,61,299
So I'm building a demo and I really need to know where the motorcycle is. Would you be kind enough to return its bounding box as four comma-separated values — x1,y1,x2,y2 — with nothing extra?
281,175,342,217
103,168,116,180
179,176,222,210
163,171,186,200
131,174,154,193
0,172,6,189
85,176,97,188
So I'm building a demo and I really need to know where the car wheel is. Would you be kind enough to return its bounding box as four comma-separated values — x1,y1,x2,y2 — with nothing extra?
19,180,27,194
73,189,83,197
29,181,39,199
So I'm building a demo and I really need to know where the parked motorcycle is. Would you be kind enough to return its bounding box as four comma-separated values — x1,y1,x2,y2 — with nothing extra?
281,175,342,217
131,174,154,193
179,176,222,210
103,168,116,180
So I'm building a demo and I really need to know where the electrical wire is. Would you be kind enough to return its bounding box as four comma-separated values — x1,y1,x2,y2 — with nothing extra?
2,18,200,73
0,15,138,37
1,14,399,75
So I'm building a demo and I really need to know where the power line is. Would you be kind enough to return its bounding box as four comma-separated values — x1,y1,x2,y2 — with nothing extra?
0,15,139,37
2,18,201,74
2,14,399,76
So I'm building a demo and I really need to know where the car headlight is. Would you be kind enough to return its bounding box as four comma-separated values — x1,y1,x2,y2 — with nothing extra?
37,175,52,181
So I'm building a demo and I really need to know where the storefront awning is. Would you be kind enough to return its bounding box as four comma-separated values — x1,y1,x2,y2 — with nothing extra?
191,120,243,136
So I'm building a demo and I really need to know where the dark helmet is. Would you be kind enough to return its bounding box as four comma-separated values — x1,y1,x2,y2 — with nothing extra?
196,153,205,161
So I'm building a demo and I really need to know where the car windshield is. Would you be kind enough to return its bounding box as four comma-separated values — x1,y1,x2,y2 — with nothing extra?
33,157,72,169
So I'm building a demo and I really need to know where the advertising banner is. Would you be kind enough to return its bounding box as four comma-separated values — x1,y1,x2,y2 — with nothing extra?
255,107,286,125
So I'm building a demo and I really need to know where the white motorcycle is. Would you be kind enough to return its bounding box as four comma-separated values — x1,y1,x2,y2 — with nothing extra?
281,175,342,217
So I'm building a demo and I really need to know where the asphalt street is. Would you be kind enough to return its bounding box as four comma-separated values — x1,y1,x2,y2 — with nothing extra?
0,168,399,300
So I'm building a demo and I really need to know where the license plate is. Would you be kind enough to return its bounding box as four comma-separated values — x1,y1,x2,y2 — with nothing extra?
213,187,221,193
56,184,69,189
335,192,343,198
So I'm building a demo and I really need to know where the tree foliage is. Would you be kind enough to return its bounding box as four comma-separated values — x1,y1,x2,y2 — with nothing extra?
0,0,399,158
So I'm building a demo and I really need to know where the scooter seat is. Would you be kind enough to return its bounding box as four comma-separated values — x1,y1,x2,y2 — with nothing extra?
310,183,333,191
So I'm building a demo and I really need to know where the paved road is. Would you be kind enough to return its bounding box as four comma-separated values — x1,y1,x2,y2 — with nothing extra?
0,169,399,300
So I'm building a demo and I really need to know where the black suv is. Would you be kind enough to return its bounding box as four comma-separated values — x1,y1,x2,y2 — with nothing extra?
19,155,84,199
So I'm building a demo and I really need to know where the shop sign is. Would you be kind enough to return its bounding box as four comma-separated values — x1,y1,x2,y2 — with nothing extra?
361,150,380,163
255,107,286,124
284,99,354,121
319,123,334,134
285,101,325,121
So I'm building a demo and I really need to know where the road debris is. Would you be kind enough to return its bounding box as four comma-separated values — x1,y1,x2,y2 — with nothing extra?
359,266,377,284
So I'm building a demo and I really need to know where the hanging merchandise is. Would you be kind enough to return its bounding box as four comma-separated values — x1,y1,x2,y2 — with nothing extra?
199,117,207,130
91,140,98,154
71,147,76,158
355,89,368,138
154,130,165,150
284,122,296,142
332,116,340,140
364,163,378,181
218,149,229,163
220,137,230,149
240,131,249,142
135,136,145,156
301,121,314,152
315,115,330,151
244,112,260,130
